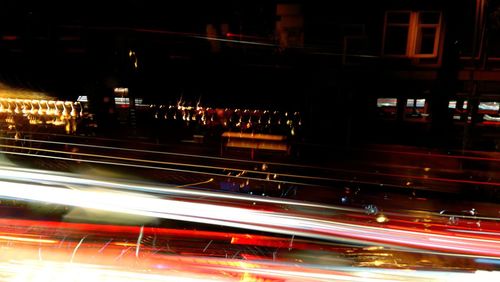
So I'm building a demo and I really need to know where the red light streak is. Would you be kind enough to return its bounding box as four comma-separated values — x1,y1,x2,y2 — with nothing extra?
2,35,18,41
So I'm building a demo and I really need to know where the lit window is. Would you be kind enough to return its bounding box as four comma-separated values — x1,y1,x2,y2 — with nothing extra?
377,98,397,107
383,11,442,58
135,98,144,106
77,96,88,102
448,100,468,109
377,98,397,119
405,98,429,119
406,99,425,108
114,97,130,105
449,100,468,121
448,100,457,109
479,101,500,112
478,102,500,124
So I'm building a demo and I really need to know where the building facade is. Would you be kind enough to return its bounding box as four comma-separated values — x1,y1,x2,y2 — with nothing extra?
0,0,498,149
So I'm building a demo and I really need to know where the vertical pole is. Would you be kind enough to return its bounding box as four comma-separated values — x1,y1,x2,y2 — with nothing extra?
463,0,485,152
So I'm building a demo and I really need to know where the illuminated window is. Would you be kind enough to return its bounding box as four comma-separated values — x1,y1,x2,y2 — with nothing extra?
406,98,426,108
479,101,500,112
114,97,130,105
447,100,499,122
383,11,442,58
477,101,500,122
135,98,144,106
377,98,397,119
77,96,88,102
449,100,468,121
377,98,397,107
405,98,429,119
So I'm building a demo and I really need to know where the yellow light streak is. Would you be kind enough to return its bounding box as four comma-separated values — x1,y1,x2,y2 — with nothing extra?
0,235,57,244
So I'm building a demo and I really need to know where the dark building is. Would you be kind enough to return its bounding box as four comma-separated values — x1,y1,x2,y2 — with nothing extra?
0,0,498,150
281,0,498,150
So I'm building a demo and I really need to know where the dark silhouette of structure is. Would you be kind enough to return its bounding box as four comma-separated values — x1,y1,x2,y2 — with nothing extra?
0,0,498,150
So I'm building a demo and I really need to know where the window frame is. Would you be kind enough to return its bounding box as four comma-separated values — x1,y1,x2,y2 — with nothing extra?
382,10,442,59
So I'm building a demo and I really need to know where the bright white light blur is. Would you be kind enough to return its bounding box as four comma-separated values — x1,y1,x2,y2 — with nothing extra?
375,215,388,223
0,166,361,213
0,260,227,282
1,258,495,282
1,177,500,259
0,247,496,282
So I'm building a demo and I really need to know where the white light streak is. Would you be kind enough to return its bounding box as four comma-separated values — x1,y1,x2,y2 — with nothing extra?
0,178,499,258
136,226,143,258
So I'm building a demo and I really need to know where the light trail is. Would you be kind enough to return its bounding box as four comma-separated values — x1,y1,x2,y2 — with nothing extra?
0,177,499,258
0,141,346,185
0,217,497,281
2,135,497,189
0,143,442,196
71,236,86,263
136,226,143,258
193,35,276,47
176,178,214,188
0,165,360,212
0,149,328,187
0,235,57,244
0,133,415,174
364,147,500,163
2,132,498,170
0,250,494,282
0,134,476,181
0,164,498,223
